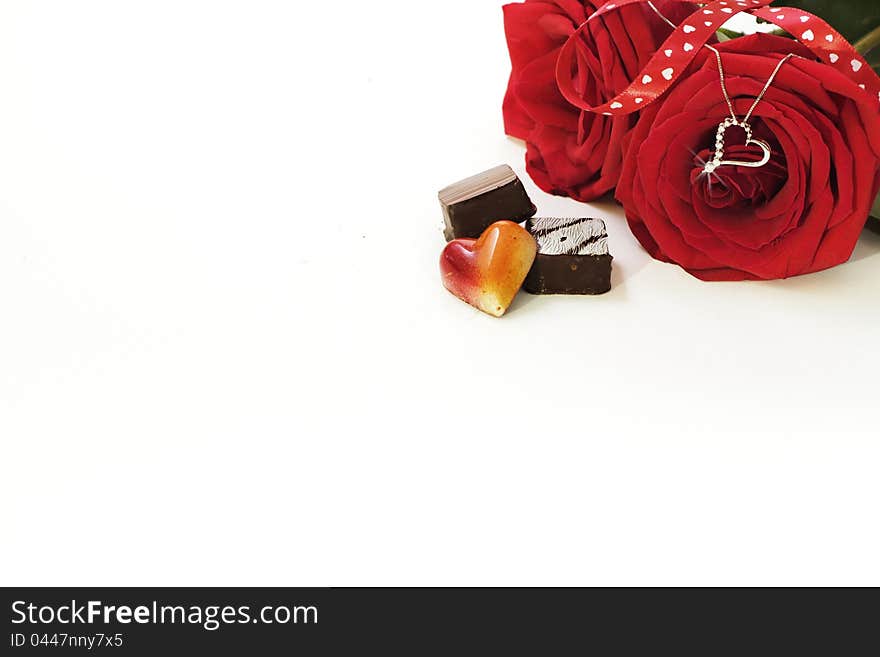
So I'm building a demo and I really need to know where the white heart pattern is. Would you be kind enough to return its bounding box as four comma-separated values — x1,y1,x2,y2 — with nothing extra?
635,98,644,104
852,59,863,72
642,74,653,84
684,43,694,52
664,49,673,57
704,21,713,27
610,102,623,109
662,68,674,81
829,53,839,63
800,16,809,23
721,8,733,13
683,25,696,33
825,34,834,42
802,30,814,41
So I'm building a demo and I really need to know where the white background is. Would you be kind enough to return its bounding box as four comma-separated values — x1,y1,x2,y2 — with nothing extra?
1,0,879,586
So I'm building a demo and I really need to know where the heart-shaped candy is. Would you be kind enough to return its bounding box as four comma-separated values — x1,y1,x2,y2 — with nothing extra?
440,221,536,317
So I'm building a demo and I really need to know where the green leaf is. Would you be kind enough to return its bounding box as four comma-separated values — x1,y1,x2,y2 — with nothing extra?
780,1,880,44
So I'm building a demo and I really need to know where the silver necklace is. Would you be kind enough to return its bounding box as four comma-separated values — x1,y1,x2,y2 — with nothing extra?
702,48,794,175
643,2,794,175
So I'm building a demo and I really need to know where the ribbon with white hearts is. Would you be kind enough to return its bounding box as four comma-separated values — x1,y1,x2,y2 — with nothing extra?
752,6,880,102
555,0,880,116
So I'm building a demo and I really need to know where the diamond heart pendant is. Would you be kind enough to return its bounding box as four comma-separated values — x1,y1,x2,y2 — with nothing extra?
703,118,771,174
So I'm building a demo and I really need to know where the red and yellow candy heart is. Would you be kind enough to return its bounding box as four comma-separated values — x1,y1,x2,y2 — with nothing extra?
440,220,537,317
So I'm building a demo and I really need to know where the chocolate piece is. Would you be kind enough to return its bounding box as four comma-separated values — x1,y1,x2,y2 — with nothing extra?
524,217,612,295
439,165,536,241
440,221,537,318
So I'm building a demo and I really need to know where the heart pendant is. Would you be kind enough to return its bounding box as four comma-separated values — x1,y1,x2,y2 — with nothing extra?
440,221,537,317
703,118,771,174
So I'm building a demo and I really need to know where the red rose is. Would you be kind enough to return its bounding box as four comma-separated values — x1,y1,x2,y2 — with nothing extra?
616,34,880,281
503,0,695,201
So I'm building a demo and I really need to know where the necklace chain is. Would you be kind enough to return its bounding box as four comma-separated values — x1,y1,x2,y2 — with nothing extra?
706,45,794,123
646,1,796,123
644,2,797,174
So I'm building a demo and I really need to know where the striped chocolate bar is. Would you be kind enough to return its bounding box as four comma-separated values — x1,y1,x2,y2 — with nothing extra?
524,218,612,295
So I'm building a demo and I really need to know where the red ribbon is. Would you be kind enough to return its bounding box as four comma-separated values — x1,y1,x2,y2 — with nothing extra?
556,0,880,116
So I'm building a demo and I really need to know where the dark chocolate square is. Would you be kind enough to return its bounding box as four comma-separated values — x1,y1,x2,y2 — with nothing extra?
524,217,612,295
439,165,536,241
